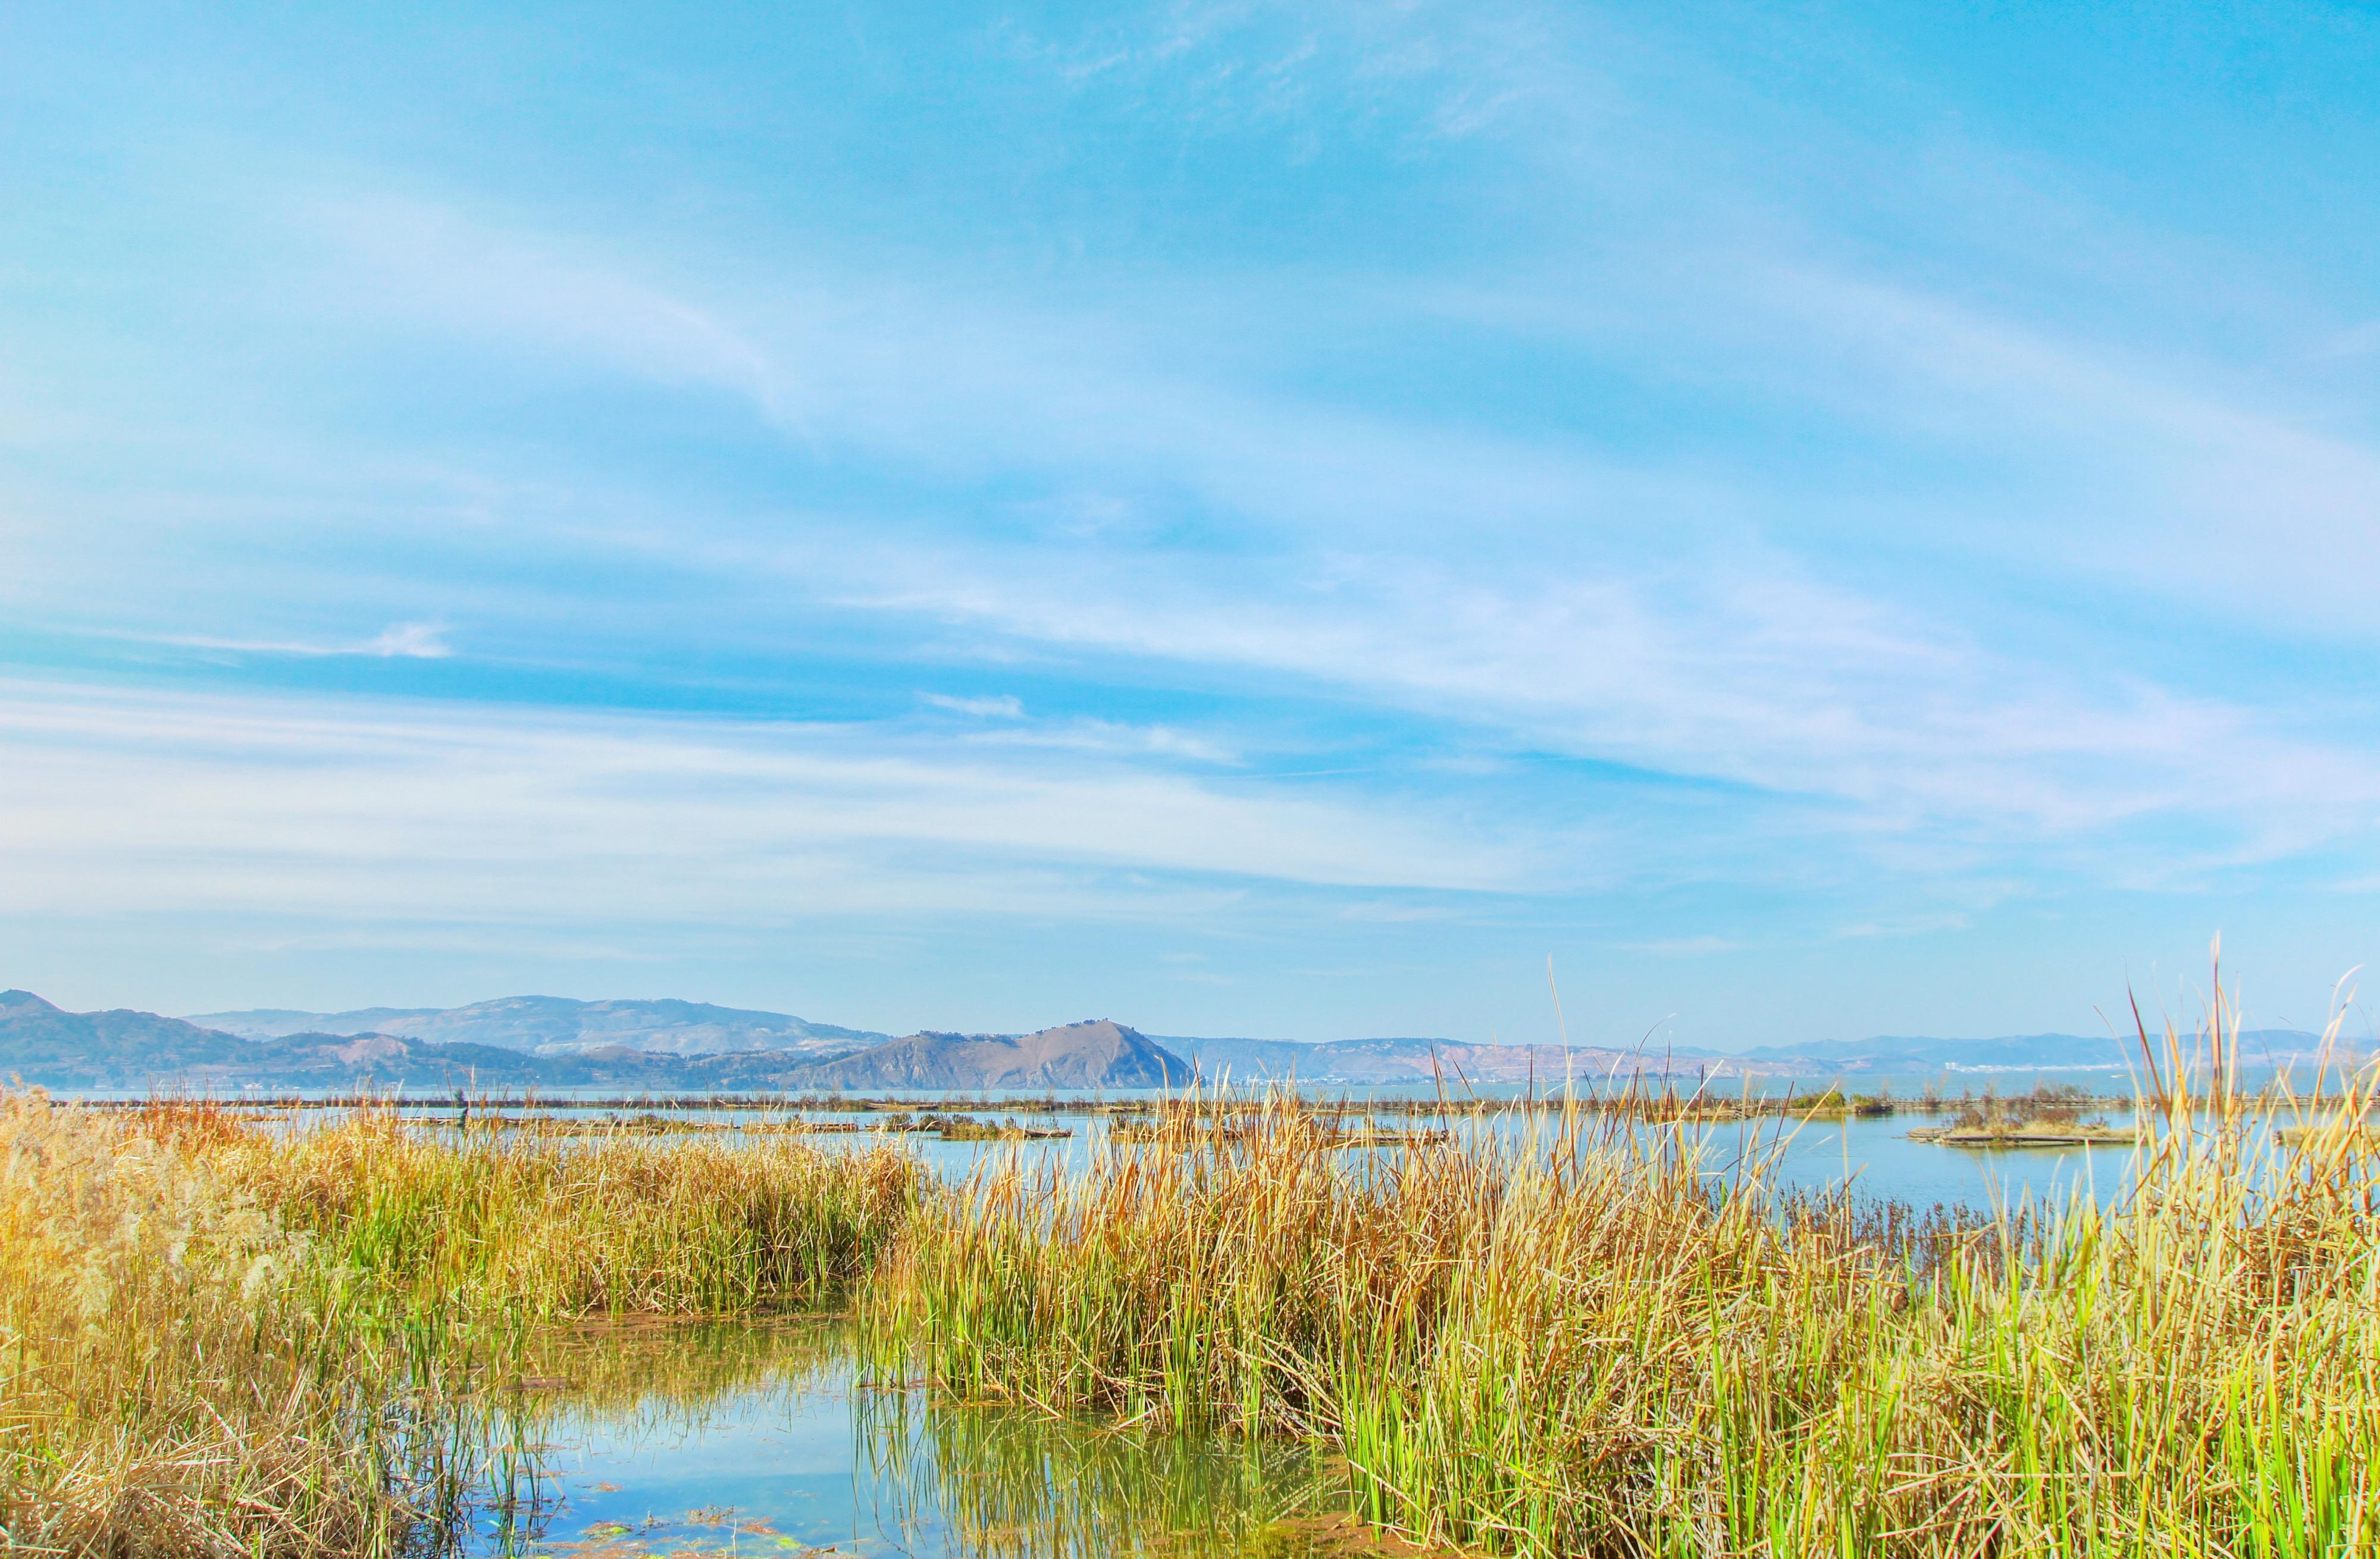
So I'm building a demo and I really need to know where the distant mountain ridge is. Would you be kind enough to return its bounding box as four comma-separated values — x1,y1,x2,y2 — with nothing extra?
1,989,253,1081
1175,1029,2340,1079
188,995,888,1057
1163,1035,1719,1084
188,1006,441,1039
1732,1030,2333,1074
0,990,566,1089
4,988,2348,1091
3,992,1174,1091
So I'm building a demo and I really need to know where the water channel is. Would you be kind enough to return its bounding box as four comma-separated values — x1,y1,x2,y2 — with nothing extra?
470,1320,1400,1559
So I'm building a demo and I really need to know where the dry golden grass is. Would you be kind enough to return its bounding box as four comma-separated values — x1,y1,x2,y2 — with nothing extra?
1,1094,923,1555
0,1092,439,1557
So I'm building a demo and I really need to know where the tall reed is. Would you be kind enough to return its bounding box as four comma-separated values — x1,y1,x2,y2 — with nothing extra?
865,1059,2380,1555
221,1106,923,1322
2,1094,925,1555
0,1093,478,1556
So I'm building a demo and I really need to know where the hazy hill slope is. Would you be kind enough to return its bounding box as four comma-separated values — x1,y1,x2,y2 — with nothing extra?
1166,1035,1714,1084
188,995,887,1056
187,1006,440,1039
1174,1029,2341,1080
3,991,699,1088
181,1034,578,1087
794,1021,1188,1090
1735,1030,2329,1072
0,990,253,1086
11,992,1182,1091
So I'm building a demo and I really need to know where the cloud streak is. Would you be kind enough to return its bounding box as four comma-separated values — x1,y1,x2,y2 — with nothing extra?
115,622,456,660
0,680,1536,929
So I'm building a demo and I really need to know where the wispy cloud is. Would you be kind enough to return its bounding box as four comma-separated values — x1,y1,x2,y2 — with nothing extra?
921,692,1025,718
362,622,454,658
975,717,1239,767
838,539,2380,851
0,680,1536,928
135,622,455,660
284,192,2380,864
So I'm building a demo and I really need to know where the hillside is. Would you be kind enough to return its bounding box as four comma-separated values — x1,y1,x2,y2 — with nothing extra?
1166,1034,1709,1084
793,1021,1188,1090
186,1006,441,1039
0,990,255,1086
188,995,887,1057
1733,1029,2331,1074
7,994,1182,1091
0,992,711,1089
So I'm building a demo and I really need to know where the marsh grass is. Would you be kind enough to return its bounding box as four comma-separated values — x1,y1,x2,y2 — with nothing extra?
222,1104,923,1323
0,1091,491,1557
1,1095,924,1555
865,1005,2380,1557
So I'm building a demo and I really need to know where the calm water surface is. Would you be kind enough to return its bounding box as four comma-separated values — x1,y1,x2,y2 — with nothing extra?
474,1322,1373,1559
193,1095,2187,1210
794,1104,2163,1211
77,1083,2301,1211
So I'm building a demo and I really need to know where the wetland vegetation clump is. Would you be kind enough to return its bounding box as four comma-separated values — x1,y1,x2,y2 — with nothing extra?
0,1093,468,1557
866,1045,2380,1556
223,1102,926,1321
0,1093,928,1555
1107,1105,1448,1149
1906,1081,2137,1146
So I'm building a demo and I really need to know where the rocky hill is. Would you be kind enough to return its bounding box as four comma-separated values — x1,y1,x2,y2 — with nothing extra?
788,1020,1188,1090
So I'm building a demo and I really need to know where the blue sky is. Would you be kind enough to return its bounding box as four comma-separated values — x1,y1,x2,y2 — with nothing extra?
4,1,2377,1045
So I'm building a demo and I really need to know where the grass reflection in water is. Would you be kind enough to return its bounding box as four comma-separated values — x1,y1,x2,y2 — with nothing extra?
480,1321,1424,1559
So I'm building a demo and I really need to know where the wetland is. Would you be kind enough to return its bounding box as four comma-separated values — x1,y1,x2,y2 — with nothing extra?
8,1015,2380,1558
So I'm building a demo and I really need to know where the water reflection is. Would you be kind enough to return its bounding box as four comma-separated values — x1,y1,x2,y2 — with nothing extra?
477,1322,1398,1559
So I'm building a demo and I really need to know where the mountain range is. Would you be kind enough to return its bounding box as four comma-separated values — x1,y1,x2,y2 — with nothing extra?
1163,1035,1698,1084
1163,1028,2341,1080
1,992,1183,1091
189,996,885,1056
0,989,2347,1091
1727,1029,2342,1074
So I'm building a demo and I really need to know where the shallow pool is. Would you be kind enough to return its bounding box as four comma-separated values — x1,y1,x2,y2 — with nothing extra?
471,1321,1398,1558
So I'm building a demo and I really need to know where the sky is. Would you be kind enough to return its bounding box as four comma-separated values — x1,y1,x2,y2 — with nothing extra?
3,1,2378,1047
